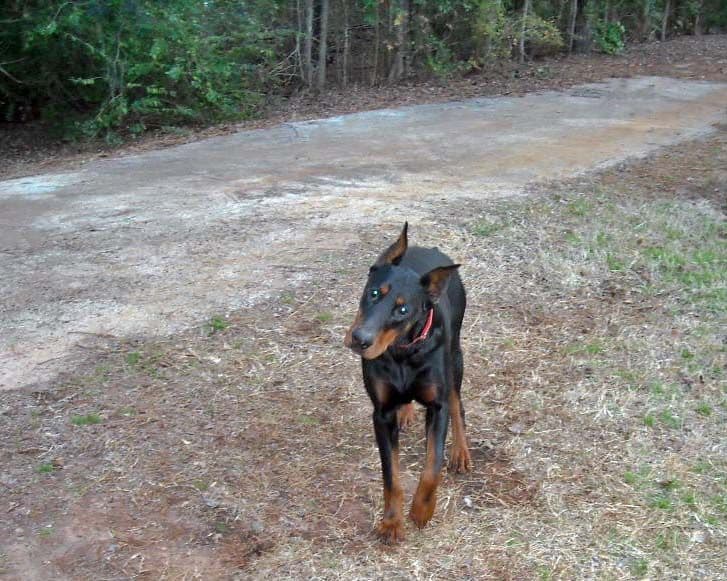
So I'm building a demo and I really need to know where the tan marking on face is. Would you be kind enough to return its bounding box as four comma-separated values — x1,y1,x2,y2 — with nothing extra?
395,296,406,306
380,283,391,296
344,309,363,348
361,328,400,359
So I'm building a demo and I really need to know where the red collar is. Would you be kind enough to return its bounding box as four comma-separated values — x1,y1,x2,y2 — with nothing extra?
399,308,434,349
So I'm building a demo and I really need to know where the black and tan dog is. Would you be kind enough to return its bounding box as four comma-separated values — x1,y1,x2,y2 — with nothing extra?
344,223,471,543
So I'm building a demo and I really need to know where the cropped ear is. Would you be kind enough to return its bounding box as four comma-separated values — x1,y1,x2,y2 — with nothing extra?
420,264,460,303
375,222,408,266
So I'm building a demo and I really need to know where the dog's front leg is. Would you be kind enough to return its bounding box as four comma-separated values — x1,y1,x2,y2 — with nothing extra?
373,408,405,543
410,401,448,528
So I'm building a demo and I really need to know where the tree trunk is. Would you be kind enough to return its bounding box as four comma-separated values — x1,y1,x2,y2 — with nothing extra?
317,0,330,91
568,0,578,54
661,0,670,40
519,0,530,64
372,5,380,85
303,0,313,86
389,0,409,82
342,0,350,87
641,0,651,41
693,0,704,35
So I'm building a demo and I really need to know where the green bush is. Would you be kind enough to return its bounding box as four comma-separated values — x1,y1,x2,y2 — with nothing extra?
1,1,289,140
505,14,565,59
595,21,626,55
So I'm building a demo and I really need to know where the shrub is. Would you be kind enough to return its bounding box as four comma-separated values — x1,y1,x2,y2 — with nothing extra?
595,21,626,55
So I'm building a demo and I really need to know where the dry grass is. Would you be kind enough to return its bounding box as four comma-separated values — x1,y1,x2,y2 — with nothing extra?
1,130,725,579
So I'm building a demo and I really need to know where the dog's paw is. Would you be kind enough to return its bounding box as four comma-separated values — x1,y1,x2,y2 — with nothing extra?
376,517,405,544
448,445,473,474
409,496,436,529
397,403,416,430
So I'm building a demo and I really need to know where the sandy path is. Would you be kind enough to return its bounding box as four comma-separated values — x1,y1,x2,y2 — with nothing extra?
1,76,725,391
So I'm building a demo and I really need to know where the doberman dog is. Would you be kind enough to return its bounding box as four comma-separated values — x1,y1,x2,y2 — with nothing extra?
344,223,472,543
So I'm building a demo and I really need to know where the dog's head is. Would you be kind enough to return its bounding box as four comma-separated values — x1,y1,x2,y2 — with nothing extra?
344,223,459,360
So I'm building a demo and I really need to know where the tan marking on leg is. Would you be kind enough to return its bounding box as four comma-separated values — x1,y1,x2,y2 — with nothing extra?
409,430,440,528
448,389,472,473
377,447,405,544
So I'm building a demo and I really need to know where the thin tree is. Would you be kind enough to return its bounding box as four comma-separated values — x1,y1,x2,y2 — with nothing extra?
661,0,670,40
317,0,330,90
568,0,577,53
694,0,704,35
520,0,531,63
389,0,409,81
304,0,313,86
342,0,350,87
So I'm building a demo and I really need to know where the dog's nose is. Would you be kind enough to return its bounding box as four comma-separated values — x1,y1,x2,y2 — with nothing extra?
352,328,374,350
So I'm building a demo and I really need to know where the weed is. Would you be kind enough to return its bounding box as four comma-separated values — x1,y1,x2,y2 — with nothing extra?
71,413,102,426
473,220,506,237
606,253,625,272
681,491,696,507
125,351,141,365
643,414,655,428
630,558,648,577
564,231,580,244
315,312,333,324
298,415,320,426
280,291,296,305
692,460,712,474
696,403,712,417
659,409,681,429
655,531,679,550
566,198,591,217
659,479,680,492
38,526,54,538
37,463,54,474
207,315,229,335
650,495,672,510
565,341,605,356
214,521,229,534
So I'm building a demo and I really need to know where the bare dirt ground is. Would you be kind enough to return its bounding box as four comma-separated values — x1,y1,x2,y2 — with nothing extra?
1,40,726,580
2,34,727,180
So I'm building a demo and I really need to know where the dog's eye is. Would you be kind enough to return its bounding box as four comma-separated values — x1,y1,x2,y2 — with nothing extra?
398,305,409,315
370,288,381,300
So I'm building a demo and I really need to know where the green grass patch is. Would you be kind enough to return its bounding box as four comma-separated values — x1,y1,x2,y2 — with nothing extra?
207,315,229,335
658,409,682,429
298,415,320,426
315,312,333,324
71,413,102,426
36,463,54,474
696,402,712,417
473,220,507,237
125,351,141,365
630,558,648,577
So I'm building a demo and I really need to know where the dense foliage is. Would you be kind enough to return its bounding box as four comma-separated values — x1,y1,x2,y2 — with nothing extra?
1,0,725,139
